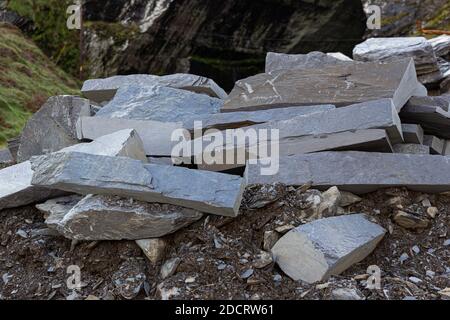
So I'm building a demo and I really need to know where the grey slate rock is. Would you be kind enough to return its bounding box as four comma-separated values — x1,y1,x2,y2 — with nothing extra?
30,152,246,217
406,96,450,112
402,124,424,144
222,59,420,113
400,104,450,138
248,151,450,194
265,51,353,73
353,37,442,85
17,96,92,163
36,195,83,232
53,195,203,240
81,74,227,103
271,214,386,283
423,135,445,155
393,144,430,155
0,148,13,168
428,35,450,58
0,129,146,210
95,85,223,122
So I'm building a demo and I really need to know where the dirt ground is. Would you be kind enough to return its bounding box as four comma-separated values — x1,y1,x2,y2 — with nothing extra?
0,185,448,300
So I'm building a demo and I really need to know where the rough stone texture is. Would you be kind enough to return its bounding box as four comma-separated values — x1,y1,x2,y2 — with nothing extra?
222,59,420,113
53,195,203,240
0,148,13,168
406,96,450,112
400,104,450,139
248,151,450,194
182,104,336,132
76,117,186,157
353,37,442,85
265,51,353,73
35,195,83,232
81,73,227,103
271,214,386,283
0,129,147,210
136,239,167,264
429,35,450,58
401,124,424,144
16,96,91,163
393,144,430,155
95,85,223,122
31,152,246,217
423,135,445,155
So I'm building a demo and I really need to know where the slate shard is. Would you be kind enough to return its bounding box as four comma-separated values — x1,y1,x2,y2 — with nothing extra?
222,59,420,113
271,214,386,283
30,152,246,217
17,96,91,162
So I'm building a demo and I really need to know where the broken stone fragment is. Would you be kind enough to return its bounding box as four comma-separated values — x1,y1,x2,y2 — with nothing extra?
0,148,14,168
339,191,362,207
331,288,364,300
30,152,246,217
222,59,420,112
263,231,280,252
393,144,430,155
401,124,424,144
393,211,430,230
136,238,167,264
35,195,83,232
249,151,450,194
55,195,203,240
95,85,223,122
160,257,181,279
428,35,450,58
17,96,92,163
243,184,286,209
0,129,146,210
423,135,445,155
271,214,386,283
316,187,341,218
81,73,227,103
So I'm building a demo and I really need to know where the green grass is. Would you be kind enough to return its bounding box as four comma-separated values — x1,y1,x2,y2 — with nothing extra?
0,23,79,147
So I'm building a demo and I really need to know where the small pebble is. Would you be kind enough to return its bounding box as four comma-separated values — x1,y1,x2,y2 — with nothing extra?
16,229,28,239
412,246,420,254
408,277,422,284
273,274,282,282
217,264,227,271
426,207,438,218
399,253,409,263
444,239,450,247
240,269,254,279
403,296,417,300
426,270,435,278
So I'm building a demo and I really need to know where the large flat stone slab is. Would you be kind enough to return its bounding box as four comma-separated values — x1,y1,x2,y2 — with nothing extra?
0,129,146,210
95,85,223,122
47,195,204,240
401,124,424,144
400,104,450,138
81,73,227,103
221,59,420,113
271,214,386,283
248,151,450,194
30,152,246,217
265,51,353,73
353,37,442,85
17,96,92,163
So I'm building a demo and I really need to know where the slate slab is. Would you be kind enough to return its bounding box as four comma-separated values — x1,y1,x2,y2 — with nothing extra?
30,152,246,217
400,104,450,138
222,59,420,113
16,96,91,163
49,195,204,240
95,85,223,122
81,73,227,103
36,195,83,232
248,151,450,194
402,124,424,144
271,214,386,283
406,96,450,112
423,135,445,155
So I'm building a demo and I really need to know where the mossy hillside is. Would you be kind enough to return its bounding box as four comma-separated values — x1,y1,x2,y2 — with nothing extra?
0,24,79,147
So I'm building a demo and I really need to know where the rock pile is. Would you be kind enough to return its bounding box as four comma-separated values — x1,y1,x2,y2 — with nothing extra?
1,36,450,288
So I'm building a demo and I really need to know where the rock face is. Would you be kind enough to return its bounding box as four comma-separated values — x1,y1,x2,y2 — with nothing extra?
221,59,420,112
16,96,91,163
271,214,386,283
83,0,366,90
30,152,246,217
95,85,223,122
53,195,203,240
248,151,450,194
81,73,227,104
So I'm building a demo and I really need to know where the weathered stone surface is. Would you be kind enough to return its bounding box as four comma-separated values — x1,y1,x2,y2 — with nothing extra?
249,151,450,194
17,96,91,162
393,144,430,155
222,59,421,113
54,195,203,240
35,195,83,232
423,135,445,155
77,116,187,157
95,85,223,122
265,51,353,73
428,35,450,58
182,104,336,132
81,74,227,103
136,239,167,264
31,152,246,217
353,37,442,85
0,148,13,168
271,214,386,283
400,103,450,139
401,124,424,144
0,129,147,210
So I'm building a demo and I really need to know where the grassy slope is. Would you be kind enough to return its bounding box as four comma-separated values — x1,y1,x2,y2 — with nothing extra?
0,23,79,147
